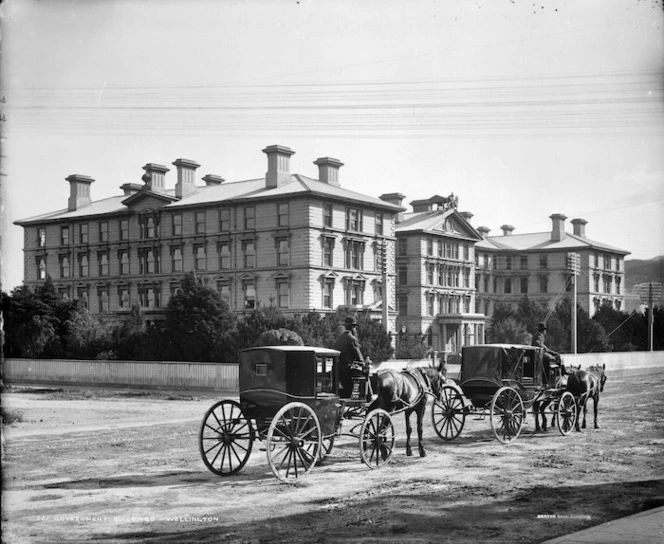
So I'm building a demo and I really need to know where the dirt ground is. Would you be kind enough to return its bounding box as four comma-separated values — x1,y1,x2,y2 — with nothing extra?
2,367,664,544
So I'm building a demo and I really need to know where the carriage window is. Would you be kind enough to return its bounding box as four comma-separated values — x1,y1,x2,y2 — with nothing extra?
316,356,334,394
255,364,268,376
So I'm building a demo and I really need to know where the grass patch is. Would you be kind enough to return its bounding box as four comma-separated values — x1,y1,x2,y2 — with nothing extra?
1,406,24,425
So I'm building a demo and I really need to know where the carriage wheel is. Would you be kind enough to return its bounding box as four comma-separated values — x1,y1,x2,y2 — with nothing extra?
359,409,395,469
431,385,466,441
556,391,578,436
490,387,524,444
199,399,254,476
266,402,321,483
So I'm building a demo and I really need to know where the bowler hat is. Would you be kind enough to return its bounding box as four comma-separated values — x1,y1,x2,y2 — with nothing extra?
344,316,358,327
537,322,547,331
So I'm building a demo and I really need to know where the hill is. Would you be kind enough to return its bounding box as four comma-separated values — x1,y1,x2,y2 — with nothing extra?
625,256,664,289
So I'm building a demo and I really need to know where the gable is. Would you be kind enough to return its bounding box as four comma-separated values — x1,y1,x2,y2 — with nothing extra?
433,216,465,236
122,191,177,212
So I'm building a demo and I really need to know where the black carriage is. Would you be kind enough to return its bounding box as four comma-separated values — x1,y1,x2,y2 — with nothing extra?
431,344,577,444
199,346,395,482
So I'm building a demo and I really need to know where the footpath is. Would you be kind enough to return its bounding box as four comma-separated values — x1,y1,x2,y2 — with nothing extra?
543,505,664,544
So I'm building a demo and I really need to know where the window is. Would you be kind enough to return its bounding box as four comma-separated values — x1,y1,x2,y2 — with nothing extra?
80,224,89,244
218,242,230,269
78,254,89,277
98,287,109,313
398,238,407,256
243,241,255,268
323,204,333,227
118,286,129,309
139,215,157,239
463,268,470,288
605,255,612,270
505,256,512,270
120,219,129,241
398,295,408,316
196,211,205,234
375,213,384,235
427,293,435,316
346,208,363,232
323,238,334,267
539,276,548,293
427,264,434,285
615,258,621,272
243,280,256,309
37,228,46,247
616,277,621,294
594,274,600,292
61,226,69,246
119,250,129,275
539,255,548,269
427,239,433,256
217,282,231,305
244,207,255,230
346,281,364,306
463,243,469,261
139,249,158,275
172,247,183,272
345,240,364,270
172,214,182,236
277,239,289,266
98,251,109,276
278,203,289,227
438,265,444,286
37,257,46,280
464,297,471,313
77,286,89,308
99,222,108,243
58,287,70,301
277,280,289,308
521,277,528,294
520,256,528,270
323,280,334,308
604,275,612,294
504,278,512,294
484,275,489,293
615,300,622,311
139,285,160,309
219,209,230,232
195,245,206,270
398,266,407,285
60,256,70,278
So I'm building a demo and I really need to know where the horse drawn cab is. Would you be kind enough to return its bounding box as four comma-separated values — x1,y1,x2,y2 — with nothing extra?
239,346,342,438
431,343,577,444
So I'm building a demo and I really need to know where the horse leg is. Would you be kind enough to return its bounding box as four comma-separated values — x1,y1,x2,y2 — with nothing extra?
417,404,426,457
581,397,588,429
574,397,582,432
405,410,413,457
534,401,542,433
593,394,600,429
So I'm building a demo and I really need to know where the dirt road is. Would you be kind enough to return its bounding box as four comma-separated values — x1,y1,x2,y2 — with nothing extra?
2,367,664,544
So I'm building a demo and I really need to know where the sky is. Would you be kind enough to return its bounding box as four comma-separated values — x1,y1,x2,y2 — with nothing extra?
1,0,663,292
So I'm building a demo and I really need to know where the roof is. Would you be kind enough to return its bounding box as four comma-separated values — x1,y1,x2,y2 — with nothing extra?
396,208,483,240
15,174,403,225
475,231,630,255
241,346,341,356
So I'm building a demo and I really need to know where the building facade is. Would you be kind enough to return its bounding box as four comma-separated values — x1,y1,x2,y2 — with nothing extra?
474,214,630,318
389,194,488,353
15,145,403,331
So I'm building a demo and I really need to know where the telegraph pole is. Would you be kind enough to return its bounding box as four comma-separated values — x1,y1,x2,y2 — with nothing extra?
567,252,580,354
381,240,389,332
638,282,661,352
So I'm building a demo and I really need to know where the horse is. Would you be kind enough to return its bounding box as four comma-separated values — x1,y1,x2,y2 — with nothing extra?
533,355,573,433
368,362,446,457
566,364,607,431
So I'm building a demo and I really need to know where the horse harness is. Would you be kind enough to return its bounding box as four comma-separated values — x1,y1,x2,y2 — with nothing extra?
382,367,435,412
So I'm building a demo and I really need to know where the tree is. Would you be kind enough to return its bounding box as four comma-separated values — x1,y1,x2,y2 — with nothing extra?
255,328,304,347
395,334,431,359
354,313,394,363
163,272,236,362
489,317,531,345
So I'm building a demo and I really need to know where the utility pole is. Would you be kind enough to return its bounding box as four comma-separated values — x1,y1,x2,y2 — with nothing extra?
567,252,580,354
381,240,389,332
638,282,661,352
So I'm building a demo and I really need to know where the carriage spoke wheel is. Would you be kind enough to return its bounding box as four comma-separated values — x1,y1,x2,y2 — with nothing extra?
199,400,254,476
266,402,321,483
490,387,524,444
556,391,578,436
431,385,466,441
359,409,395,469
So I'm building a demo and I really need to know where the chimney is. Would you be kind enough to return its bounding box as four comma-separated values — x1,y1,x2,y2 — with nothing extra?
550,213,567,242
477,226,491,238
120,183,142,196
314,157,343,186
460,211,473,223
410,199,434,213
173,158,200,198
263,145,295,189
571,218,587,238
202,174,225,186
66,174,95,211
142,163,170,195
501,224,515,236
380,192,406,223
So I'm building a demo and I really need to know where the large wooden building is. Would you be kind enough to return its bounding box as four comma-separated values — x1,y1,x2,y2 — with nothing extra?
15,145,403,330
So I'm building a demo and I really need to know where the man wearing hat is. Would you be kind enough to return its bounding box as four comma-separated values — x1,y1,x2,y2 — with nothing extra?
334,316,367,398
532,322,563,383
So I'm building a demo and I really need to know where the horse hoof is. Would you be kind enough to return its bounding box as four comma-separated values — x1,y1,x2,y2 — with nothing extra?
419,452,427,458
406,451,413,457
594,424,600,429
